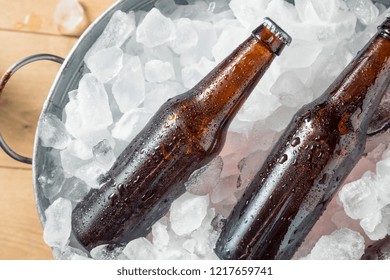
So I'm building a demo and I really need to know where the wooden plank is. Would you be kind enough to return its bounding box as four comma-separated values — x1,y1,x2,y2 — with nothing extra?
0,168,52,259
0,0,117,36
0,30,77,169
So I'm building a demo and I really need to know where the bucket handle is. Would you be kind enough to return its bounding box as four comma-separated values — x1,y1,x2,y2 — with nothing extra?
0,54,64,165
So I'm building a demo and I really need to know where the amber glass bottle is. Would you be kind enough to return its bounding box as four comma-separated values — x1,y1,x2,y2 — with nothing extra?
361,236,390,260
215,16,390,260
71,18,291,250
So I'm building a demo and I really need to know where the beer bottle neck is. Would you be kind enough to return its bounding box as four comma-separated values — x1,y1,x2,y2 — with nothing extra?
326,17,390,124
191,19,290,129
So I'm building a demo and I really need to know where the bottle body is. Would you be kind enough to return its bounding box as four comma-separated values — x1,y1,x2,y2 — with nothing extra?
71,18,291,250
215,17,390,260
361,236,390,260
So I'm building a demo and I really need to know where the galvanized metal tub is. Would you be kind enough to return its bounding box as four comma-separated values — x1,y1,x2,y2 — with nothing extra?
0,0,390,257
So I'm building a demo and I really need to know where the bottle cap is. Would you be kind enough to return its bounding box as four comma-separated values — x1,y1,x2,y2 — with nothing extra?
263,17,292,46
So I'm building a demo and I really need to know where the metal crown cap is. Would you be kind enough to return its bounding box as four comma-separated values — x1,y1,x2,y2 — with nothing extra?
263,17,292,46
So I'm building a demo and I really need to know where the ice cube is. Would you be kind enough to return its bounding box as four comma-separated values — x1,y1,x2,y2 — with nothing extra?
85,10,135,64
112,55,145,113
212,25,249,63
185,156,223,196
229,0,271,29
376,157,390,178
181,57,216,89
152,219,170,248
264,106,298,132
154,0,178,17
170,18,198,55
211,175,238,205
66,139,93,161
111,108,151,143
180,21,217,65
90,244,125,260
75,161,106,188
144,81,185,113
65,74,113,138
345,0,379,25
136,8,176,48
237,150,266,190
57,177,90,203
123,237,157,259
238,91,281,123
53,245,89,260
86,47,123,83
145,60,175,82
339,172,380,219
270,71,313,108
170,193,209,236
43,197,72,248
38,150,65,200
279,40,322,69
93,139,116,171
39,113,71,150
360,211,383,234
60,148,90,177
54,0,87,35
303,228,365,260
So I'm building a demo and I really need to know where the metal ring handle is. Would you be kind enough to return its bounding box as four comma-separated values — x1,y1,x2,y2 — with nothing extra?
0,54,64,165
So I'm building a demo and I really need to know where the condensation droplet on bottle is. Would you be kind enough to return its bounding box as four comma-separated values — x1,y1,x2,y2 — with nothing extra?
278,154,288,164
291,137,300,147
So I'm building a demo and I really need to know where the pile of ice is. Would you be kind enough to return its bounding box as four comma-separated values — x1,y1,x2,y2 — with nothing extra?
37,0,390,260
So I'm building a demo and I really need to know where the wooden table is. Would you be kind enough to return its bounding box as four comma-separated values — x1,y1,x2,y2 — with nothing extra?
0,0,116,260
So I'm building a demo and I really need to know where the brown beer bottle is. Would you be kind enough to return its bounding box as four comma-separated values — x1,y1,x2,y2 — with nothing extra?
215,16,390,260
361,236,390,260
71,18,292,250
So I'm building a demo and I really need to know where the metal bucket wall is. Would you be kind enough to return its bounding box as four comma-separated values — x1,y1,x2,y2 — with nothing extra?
32,0,160,225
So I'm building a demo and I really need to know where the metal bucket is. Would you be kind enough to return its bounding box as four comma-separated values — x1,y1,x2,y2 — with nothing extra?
1,0,390,257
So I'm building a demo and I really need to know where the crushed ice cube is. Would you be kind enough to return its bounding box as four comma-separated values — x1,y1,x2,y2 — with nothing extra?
43,198,72,248
136,8,176,48
170,193,209,236
180,21,217,65
123,237,157,260
39,113,71,150
57,177,90,203
112,55,145,113
229,0,271,29
54,0,87,35
339,172,379,220
345,0,379,25
170,18,199,55
270,71,313,108
185,156,223,196
181,57,216,89
303,228,365,260
144,81,185,113
86,47,123,83
64,74,113,138
152,219,170,248
93,139,116,171
145,59,175,82
90,244,125,260
85,10,135,64
53,245,89,260
112,108,151,143
38,150,65,200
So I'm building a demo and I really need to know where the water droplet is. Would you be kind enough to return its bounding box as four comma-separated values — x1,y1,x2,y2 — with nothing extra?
278,154,288,164
291,137,300,147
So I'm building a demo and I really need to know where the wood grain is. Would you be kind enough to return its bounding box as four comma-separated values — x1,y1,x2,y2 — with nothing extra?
0,0,117,36
0,168,52,259
0,0,117,259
